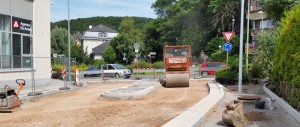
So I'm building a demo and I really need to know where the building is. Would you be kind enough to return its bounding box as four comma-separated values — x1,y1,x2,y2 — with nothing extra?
82,24,118,60
0,0,51,86
247,0,274,54
73,31,83,46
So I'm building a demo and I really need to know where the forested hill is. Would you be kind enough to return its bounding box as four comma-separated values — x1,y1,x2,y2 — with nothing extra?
51,16,153,34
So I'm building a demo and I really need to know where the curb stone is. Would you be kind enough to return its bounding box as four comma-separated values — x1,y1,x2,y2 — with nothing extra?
162,81,224,127
263,82,300,124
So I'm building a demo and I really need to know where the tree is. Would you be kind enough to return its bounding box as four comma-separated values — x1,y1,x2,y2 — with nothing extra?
253,29,278,78
71,43,89,64
273,3,300,111
102,46,117,63
110,18,144,64
259,0,298,22
51,26,68,55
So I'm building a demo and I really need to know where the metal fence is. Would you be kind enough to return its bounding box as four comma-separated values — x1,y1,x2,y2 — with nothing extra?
0,55,76,95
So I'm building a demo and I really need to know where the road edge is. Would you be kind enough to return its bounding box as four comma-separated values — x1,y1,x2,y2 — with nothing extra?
162,81,224,127
263,82,300,124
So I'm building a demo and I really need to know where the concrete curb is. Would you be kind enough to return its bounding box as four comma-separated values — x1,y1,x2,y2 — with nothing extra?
100,80,159,99
263,82,300,124
162,81,224,127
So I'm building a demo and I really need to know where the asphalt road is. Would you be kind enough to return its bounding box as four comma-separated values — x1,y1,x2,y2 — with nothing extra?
80,67,215,80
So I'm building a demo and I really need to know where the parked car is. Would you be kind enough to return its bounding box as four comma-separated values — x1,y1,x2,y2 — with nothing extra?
199,62,227,76
101,64,131,78
83,66,102,77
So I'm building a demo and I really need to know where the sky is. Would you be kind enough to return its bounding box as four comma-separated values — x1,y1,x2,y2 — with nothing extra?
50,0,157,22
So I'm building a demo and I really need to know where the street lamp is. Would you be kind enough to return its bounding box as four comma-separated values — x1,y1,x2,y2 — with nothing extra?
258,11,264,29
218,45,221,53
68,0,71,82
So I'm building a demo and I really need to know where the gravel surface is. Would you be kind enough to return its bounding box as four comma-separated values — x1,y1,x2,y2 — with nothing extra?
0,80,208,127
202,84,300,127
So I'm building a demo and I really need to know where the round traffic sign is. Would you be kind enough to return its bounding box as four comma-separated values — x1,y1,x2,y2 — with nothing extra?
223,42,232,52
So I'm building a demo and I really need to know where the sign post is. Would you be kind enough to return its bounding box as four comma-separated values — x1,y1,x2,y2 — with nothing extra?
222,32,235,72
134,43,140,79
223,42,233,72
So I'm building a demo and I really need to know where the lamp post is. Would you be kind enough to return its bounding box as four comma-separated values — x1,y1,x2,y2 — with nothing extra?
218,45,221,53
258,11,264,29
68,0,71,82
238,0,245,94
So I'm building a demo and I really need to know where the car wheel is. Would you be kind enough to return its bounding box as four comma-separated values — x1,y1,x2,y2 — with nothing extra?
115,73,120,78
202,71,208,76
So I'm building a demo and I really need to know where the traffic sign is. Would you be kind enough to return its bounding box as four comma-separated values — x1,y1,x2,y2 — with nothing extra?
223,42,233,52
222,32,235,42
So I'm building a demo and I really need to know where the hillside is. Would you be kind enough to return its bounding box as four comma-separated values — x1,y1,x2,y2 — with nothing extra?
51,16,154,34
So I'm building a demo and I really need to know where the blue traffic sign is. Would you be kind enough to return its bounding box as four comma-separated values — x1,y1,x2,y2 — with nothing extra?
223,42,232,52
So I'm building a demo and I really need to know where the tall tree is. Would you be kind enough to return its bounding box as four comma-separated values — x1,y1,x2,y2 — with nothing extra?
110,18,144,64
102,46,117,63
51,26,68,55
259,0,298,22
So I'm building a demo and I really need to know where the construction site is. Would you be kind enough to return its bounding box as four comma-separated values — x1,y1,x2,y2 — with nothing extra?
1,45,300,127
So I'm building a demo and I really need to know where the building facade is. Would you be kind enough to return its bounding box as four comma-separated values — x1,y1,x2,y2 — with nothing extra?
247,0,274,54
0,0,51,86
82,24,118,60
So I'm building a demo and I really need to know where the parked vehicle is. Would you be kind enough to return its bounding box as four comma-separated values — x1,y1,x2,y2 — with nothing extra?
101,64,131,78
199,62,227,76
83,66,101,77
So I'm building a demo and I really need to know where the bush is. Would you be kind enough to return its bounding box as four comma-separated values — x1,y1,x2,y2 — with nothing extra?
137,61,150,68
272,3,300,111
51,64,63,71
92,60,106,66
72,63,88,72
152,61,164,69
215,63,249,85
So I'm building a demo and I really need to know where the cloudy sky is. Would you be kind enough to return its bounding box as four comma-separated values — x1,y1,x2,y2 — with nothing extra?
50,0,157,22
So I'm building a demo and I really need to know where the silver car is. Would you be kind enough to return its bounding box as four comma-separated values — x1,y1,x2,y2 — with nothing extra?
101,64,131,78
83,66,101,77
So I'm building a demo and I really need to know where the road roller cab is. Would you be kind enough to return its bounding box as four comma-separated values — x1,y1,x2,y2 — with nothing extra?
163,45,192,87
0,79,25,112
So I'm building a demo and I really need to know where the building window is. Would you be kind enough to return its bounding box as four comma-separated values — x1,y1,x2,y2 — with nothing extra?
13,34,21,68
0,14,32,69
1,32,11,68
0,14,11,31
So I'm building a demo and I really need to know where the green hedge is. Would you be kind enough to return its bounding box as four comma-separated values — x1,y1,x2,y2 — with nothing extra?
215,64,248,85
272,3,300,111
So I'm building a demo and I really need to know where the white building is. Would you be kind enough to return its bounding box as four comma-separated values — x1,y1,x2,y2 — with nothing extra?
0,0,51,86
82,24,118,60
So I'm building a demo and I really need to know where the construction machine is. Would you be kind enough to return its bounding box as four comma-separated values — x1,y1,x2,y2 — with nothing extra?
163,45,192,87
0,79,26,112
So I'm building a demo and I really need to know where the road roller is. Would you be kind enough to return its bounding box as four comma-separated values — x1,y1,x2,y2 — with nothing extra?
163,45,192,87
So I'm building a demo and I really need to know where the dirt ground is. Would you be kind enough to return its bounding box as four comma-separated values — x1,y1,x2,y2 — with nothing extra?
0,80,208,127
202,83,300,127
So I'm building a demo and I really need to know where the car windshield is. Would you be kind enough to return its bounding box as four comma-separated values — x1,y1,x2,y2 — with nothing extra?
88,67,98,70
113,64,125,69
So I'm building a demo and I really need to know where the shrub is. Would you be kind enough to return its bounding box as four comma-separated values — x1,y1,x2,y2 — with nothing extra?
152,61,164,69
215,62,249,85
51,64,63,71
272,3,300,111
137,61,150,68
92,60,106,66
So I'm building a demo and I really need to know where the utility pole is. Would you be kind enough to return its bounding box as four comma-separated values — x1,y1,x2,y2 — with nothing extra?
246,0,250,74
